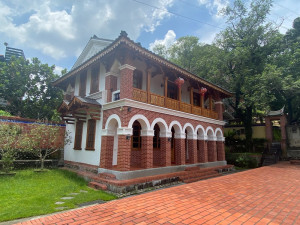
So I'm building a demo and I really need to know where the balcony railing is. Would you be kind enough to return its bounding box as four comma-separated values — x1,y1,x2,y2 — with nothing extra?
132,88,219,120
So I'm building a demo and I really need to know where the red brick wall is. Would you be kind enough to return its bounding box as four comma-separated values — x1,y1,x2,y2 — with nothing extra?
207,141,217,162
130,149,141,168
120,68,133,100
105,75,118,102
100,136,114,169
141,136,153,169
198,140,208,163
188,139,197,164
174,138,185,165
0,116,65,150
117,135,131,171
160,137,171,167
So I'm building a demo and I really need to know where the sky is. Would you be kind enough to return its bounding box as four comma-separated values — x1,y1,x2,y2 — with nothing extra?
1,0,299,75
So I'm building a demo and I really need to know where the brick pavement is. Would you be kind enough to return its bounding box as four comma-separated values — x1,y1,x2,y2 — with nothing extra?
16,162,300,225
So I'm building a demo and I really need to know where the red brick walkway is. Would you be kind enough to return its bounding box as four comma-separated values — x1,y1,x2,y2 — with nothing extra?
16,162,300,225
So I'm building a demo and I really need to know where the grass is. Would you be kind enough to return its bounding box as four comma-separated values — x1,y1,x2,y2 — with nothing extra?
0,169,117,222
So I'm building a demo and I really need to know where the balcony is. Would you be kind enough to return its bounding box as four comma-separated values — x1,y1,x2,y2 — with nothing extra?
132,88,218,120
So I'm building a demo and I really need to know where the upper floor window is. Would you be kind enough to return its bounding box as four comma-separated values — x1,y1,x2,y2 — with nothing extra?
74,121,83,150
86,119,96,150
90,66,99,94
133,70,142,89
79,72,87,97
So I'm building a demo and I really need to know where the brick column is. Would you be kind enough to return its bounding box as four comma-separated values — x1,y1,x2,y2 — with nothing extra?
160,137,171,167
141,136,153,169
217,141,225,161
100,136,114,169
187,134,197,164
175,138,185,165
117,135,131,171
105,74,117,102
207,140,217,162
215,101,224,121
198,140,208,163
120,64,135,100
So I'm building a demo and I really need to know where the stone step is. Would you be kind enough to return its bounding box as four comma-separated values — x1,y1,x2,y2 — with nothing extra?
98,172,116,180
88,182,108,190
184,166,200,171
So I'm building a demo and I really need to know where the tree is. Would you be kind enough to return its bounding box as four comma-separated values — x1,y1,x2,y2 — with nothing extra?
0,124,22,173
215,0,280,150
0,57,63,121
22,122,69,170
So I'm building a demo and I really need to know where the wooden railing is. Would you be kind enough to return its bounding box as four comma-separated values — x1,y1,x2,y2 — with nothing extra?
132,89,219,120
166,98,179,111
133,88,147,103
150,93,165,107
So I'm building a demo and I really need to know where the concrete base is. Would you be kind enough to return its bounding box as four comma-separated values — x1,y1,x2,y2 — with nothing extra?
287,149,300,158
98,161,227,180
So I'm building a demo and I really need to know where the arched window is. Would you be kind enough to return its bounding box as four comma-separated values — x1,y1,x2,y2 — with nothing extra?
132,121,142,150
153,124,160,149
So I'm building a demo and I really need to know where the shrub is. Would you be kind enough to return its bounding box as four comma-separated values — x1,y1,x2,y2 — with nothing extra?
226,153,258,168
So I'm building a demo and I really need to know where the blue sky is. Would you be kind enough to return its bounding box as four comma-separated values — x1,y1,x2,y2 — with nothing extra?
0,0,299,75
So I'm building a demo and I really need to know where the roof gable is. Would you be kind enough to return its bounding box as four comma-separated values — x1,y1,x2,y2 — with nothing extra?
72,35,113,69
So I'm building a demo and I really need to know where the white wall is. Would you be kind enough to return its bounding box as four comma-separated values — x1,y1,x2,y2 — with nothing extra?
74,75,80,96
86,68,91,96
99,63,106,92
150,73,164,96
181,80,190,104
64,118,103,166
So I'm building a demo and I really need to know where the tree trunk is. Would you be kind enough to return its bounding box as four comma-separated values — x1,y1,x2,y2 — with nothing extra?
41,158,45,170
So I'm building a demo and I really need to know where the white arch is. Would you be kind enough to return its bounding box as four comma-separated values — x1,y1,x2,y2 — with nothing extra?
105,114,121,130
182,123,195,134
151,118,168,132
128,114,151,130
168,120,183,133
206,126,215,139
195,125,205,136
215,128,223,137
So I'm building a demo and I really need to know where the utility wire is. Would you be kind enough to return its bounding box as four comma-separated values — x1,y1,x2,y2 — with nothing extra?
132,0,225,30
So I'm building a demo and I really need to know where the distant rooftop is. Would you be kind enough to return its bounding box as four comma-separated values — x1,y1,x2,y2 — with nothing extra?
5,47,26,62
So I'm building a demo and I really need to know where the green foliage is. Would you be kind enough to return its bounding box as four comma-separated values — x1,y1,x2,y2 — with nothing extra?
0,124,23,173
226,153,259,168
0,57,63,120
0,110,11,117
0,169,116,222
22,123,70,170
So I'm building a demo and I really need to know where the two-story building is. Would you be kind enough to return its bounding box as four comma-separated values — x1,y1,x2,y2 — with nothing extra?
54,31,232,183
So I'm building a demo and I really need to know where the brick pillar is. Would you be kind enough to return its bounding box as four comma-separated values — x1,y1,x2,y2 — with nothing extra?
105,74,117,102
141,136,153,169
120,64,135,100
198,140,208,163
117,135,131,171
175,138,185,165
217,141,225,161
100,136,114,169
215,101,224,121
160,137,171,167
187,139,197,164
280,115,287,157
207,141,217,162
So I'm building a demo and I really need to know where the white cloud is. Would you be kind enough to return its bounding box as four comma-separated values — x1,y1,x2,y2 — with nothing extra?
0,0,174,61
149,30,176,51
54,65,64,75
197,0,229,18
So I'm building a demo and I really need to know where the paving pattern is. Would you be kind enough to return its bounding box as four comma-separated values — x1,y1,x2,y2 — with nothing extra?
16,162,300,225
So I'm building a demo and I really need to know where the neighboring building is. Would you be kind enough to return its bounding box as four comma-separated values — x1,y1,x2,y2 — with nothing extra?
4,46,25,62
54,31,232,179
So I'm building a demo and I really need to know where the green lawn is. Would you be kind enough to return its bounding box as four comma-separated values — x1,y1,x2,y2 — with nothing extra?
0,169,117,222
